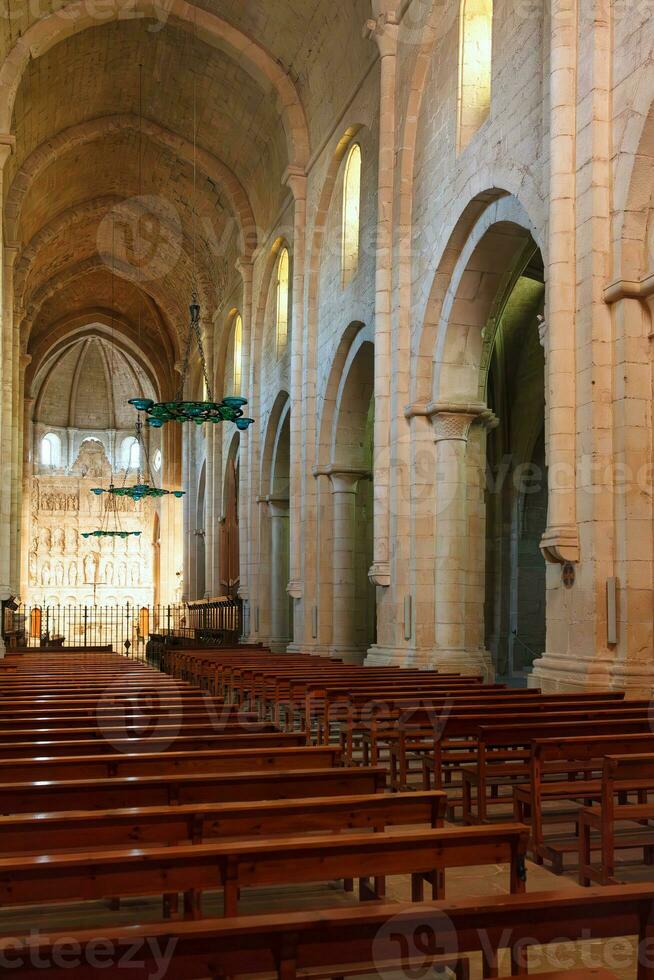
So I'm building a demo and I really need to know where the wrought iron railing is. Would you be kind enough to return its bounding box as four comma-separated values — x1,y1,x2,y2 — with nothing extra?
3,597,243,657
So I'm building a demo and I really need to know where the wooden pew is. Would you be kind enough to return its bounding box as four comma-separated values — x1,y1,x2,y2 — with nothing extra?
0,744,341,783
381,699,641,785
514,731,654,871
410,708,653,806
0,823,528,918
459,709,654,823
0,730,308,758
0,720,281,743
0,765,387,813
578,753,654,886
0,707,260,731
3,884,650,979
0,790,446,853
338,692,626,762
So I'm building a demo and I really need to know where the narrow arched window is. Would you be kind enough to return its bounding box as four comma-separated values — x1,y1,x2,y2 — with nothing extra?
122,436,140,470
233,313,243,393
153,448,162,473
40,432,61,468
276,248,289,357
457,0,493,152
342,143,362,286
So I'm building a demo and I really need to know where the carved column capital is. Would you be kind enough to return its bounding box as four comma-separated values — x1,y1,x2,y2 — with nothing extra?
364,10,399,57
235,255,253,284
314,464,371,495
425,402,497,444
0,135,15,171
283,166,307,202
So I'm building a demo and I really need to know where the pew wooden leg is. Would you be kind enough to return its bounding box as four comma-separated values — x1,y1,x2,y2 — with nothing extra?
183,889,202,920
481,946,499,978
462,776,472,825
163,892,179,919
510,941,528,976
108,896,120,911
579,814,592,886
343,877,354,892
410,873,423,901
224,865,239,917
358,876,383,901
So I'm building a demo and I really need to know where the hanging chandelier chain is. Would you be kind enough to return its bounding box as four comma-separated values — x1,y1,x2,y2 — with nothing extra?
192,304,214,403
175,305,195,401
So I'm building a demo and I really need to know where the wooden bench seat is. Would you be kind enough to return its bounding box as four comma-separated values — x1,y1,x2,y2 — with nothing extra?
514,732,654,871
578,753,654,886
0,744,341,783
2,884,650,979
0,707,260,730
457,713,654,824
0,765,387,813
0,823,528,918
0,719,281,742
0,790,447,854
338,693,627,762
0,730,306,758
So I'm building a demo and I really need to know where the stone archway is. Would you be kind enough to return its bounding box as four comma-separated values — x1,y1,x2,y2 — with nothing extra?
220,433,240,599
408,193,546,680
317,334,375,663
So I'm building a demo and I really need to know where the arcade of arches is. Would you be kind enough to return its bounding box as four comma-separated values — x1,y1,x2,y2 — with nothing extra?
0,0,653,692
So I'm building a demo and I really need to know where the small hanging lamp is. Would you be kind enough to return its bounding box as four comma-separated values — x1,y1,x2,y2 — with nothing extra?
82,489,142,540
90,417,186,502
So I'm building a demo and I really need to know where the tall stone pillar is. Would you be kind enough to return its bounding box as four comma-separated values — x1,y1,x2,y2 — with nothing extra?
539,0,579,566
203,319,215,598
14,352,30,595
268,497,290,651
0,233,18,594
327,468,369,664
0,137,17,653
533,0,616,692
236,257,253,636
20,394,34,600
427,405,492,679
282,168,307,639
160,418,183,604
366,10,398,597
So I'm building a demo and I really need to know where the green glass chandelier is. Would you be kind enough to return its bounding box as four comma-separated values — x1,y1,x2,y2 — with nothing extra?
83,476,143,540
90,484,185,502
129,297,254,430
82,529,142,540
90,418,186,503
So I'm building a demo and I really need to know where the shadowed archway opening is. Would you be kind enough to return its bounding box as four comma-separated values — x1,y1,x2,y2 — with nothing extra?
483,248,546,681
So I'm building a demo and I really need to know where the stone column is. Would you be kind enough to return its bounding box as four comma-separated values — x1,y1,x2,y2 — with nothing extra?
365,10,398,594
327,468,370,664
0,235,18,594
427,405,493,679
14,352,30,595
0,136,17,650
268,497,290,651
283,168,307,633
20,393,34,599
539,0,579,565
236,257,253,635
159,421,183,605
203,319,215,598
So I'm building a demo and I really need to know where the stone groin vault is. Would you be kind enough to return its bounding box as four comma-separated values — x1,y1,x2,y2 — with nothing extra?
0,0,653,690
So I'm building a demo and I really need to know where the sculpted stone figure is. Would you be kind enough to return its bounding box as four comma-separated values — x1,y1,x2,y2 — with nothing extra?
84,553,96,584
